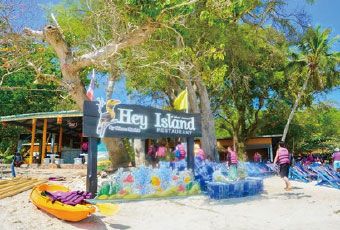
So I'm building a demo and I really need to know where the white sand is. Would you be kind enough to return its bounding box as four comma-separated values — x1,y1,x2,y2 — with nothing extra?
0,169,339,230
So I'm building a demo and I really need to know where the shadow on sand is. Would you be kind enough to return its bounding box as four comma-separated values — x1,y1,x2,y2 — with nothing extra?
272,192,311,199
206,193,269,206
68,215,131,230
68,215,108,230
109,224,131,229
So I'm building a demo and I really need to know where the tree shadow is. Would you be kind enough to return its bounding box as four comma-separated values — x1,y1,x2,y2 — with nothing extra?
291,186,303,190
272,192,311,199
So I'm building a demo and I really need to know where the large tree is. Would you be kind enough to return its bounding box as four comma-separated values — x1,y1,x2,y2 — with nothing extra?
22,0,201,168
211,24,288,158
120,0,261,160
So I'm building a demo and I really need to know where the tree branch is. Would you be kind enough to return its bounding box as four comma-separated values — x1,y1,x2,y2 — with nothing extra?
23,28,44,39
74,22,158,70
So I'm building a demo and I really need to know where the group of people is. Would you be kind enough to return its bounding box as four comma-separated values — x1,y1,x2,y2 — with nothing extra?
147,141,188,165
146,140,209,166
294,150,339,167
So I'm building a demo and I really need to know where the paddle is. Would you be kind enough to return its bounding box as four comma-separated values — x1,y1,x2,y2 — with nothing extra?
95,203,120,216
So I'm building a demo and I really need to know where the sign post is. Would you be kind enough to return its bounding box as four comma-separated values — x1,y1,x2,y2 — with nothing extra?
187,137,195,170
83,100,202,197
86,137,98,196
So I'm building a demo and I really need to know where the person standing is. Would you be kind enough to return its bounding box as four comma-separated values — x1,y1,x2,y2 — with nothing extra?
156,143,167,161
80,140,89,164
227,146,238,180
273,141,292,191
194,143,205,161
147,142,158,167
174,141,186,161
11,153,16,177
332,148,340,172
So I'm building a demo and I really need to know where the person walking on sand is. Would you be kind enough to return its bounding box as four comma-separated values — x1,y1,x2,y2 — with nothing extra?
274,141,292,191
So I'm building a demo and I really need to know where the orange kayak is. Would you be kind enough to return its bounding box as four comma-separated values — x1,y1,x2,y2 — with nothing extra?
30,184,96,222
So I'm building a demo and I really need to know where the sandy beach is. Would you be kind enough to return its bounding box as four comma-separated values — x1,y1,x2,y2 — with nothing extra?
0,168,339,230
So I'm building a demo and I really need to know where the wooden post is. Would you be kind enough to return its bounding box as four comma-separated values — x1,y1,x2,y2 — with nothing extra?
86,137,98,197
187,137,195,170
58,126,63,156
29,118,37,164
41,119,48,162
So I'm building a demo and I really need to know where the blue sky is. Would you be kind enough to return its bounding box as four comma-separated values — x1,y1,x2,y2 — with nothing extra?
288,0,340,106
10,0,340,107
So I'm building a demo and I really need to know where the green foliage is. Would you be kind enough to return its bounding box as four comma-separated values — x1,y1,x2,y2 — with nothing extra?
48,0,197,53
260,102,340,153
0,28,75,160
287,26,340,93
211,25,288,145
200,0,259,26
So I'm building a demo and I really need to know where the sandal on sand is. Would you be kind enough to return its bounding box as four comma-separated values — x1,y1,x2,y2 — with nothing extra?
284,187,292,191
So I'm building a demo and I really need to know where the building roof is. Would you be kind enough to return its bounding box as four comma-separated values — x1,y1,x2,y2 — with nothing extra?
0,111,82,122
0,111,83,138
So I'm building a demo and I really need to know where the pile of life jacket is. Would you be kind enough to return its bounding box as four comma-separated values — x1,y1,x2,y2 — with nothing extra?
43,190,92,206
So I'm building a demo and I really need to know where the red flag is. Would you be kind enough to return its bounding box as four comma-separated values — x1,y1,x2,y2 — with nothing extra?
86,70,95,100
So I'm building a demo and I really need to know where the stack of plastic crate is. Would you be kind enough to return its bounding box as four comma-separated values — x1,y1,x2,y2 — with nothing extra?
207,178,263,200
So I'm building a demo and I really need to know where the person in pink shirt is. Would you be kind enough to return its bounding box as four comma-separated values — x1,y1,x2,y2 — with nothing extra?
194,144,205,160
274,141,292,191
174,141,187,161
332,148,340,172
156,144,167,159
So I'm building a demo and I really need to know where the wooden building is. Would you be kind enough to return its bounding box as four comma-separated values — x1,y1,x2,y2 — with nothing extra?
215,135,282,162
0,111,83,164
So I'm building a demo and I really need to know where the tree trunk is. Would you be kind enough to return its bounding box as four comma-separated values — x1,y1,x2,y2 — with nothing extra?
103,137,129,170
232,130,246,161
194,77,218,161
184,77,199,113
236,139,246,161
106,64,120,100
43,26,88,109
133,139,146,166
282,74,310,142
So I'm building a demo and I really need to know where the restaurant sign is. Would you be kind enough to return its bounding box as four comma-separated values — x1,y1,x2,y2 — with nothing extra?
83,99,202,138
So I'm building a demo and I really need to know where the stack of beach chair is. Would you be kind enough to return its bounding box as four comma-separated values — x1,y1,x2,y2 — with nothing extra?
288,163,340,189
310,165,340,189
289,165,312,183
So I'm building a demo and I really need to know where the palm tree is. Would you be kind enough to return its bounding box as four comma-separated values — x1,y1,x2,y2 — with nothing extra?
282,26,340,142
